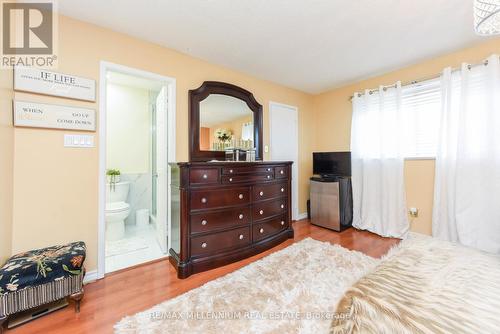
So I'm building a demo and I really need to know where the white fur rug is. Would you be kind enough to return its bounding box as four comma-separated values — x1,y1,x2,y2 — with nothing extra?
115,238,378,334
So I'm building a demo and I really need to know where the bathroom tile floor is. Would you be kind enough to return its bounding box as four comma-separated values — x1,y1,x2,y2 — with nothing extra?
105,223,166,273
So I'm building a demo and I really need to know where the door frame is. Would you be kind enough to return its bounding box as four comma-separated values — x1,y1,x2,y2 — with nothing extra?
269,101,299,220
98,61,176,279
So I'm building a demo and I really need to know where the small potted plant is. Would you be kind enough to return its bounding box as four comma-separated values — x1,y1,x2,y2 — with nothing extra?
214,128,233,150
106,169,121,186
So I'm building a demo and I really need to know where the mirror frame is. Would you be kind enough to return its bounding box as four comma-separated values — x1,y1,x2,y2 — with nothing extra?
189,81,263,162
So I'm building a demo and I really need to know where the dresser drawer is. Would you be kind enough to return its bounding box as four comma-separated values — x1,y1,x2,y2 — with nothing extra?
222,174,273,184
190,187,250,211
190,207,251,234
222,166,274,175
275,166,288,179
190,168,220,185
253,198,287,221
191,226,251,257
253,216,288,242
252,183,287,201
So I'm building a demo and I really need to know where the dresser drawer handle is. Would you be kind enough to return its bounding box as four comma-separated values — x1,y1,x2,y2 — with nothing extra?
201,219,208,226
259,210,264,215
202,174,208,179
239,234,244,240
238,194,244,199
239,214,244,219
280,170,284,175
281,220,285,226
267,175,271,179
259,191,264,196
281,188,285,192
266,168,271,172
201,197,207,204
259,228,264,234
229,178,233,182
229,169,233,173
201,242,207,248
281,204,285,209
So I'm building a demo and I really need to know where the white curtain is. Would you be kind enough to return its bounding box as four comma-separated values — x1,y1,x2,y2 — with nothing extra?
433,55,500,253
241,122,253,141
351,83,409,238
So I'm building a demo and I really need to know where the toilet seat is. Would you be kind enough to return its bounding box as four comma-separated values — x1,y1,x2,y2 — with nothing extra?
106,201,130,213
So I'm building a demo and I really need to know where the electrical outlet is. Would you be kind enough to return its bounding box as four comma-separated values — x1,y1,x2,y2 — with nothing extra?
409,207,419,218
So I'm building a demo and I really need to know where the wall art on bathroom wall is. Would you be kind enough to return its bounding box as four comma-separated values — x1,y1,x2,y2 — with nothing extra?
13,100,96,131
14,67,96,102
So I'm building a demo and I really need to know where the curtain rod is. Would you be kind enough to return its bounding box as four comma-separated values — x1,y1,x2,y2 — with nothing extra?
349,57,492,101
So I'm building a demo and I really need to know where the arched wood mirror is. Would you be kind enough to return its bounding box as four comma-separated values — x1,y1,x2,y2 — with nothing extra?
189,81,263,162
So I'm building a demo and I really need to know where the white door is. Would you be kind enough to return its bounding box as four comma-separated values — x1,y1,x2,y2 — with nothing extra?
269,102,299,220
155,87,168,253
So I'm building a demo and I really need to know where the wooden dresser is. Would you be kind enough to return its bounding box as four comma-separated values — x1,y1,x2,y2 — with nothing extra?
169,161,294,278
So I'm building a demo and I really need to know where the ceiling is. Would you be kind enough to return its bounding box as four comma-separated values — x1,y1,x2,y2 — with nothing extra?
59,0,487,93
200,94,252,127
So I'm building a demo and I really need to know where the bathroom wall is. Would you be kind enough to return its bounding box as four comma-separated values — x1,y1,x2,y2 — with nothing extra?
106,82,153,225
0,69,13,264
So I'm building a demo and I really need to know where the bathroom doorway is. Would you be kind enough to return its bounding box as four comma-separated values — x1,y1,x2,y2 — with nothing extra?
98,62,176,277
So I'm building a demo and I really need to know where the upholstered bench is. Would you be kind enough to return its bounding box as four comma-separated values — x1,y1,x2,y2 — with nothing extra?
0,242,86,332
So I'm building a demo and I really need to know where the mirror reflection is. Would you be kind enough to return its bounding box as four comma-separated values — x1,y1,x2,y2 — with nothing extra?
199,94,254,151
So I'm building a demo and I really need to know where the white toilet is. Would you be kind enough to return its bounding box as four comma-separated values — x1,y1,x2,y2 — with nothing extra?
105,182,131,241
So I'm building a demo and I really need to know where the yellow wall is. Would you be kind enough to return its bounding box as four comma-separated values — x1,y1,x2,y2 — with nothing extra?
0,69,13,264
313,38,500,235
9,16,314,272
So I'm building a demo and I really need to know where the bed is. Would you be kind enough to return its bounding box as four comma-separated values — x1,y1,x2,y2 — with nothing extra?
331,234,500,334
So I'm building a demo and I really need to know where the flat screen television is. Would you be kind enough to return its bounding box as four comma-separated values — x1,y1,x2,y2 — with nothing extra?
313,152,351,177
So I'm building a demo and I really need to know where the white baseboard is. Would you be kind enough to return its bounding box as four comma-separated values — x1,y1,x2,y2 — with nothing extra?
295,212,308,221
83,269,99,284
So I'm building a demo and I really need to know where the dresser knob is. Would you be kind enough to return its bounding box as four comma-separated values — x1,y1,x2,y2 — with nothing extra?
259,228,264,234
239,234,244,240
267,175,271,179
281,188,284,192
201,220,207,226
267,168,271,172
280,170,284,175
281,204,284,209
202,174,208,179
229,169,233,173
259,210,264,215
238,194,244,199
259,191,264,196
281,220,285,226
201,197,207,204
201,242,207,248
239,214,244,219
229,178,233,182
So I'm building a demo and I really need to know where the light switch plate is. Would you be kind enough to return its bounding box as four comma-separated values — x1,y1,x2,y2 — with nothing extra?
64,134,94,148
264,145,269,153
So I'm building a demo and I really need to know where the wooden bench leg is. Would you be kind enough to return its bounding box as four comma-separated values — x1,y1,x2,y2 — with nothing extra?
69,289,84,313
0,315,7,334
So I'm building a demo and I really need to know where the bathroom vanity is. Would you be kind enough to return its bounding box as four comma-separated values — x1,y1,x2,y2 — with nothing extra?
168,81,293,278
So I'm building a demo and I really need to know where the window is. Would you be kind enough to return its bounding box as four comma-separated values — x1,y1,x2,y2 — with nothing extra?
401,78,441,158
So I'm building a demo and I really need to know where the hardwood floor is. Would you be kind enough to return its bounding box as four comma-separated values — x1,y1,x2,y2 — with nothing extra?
5,220,399,334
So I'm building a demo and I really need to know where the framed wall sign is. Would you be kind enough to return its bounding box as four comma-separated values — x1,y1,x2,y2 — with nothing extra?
14,100,96,131
14,67,96,102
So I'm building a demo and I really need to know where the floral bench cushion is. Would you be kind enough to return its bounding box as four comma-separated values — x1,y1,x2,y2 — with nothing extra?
0,242,86,295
